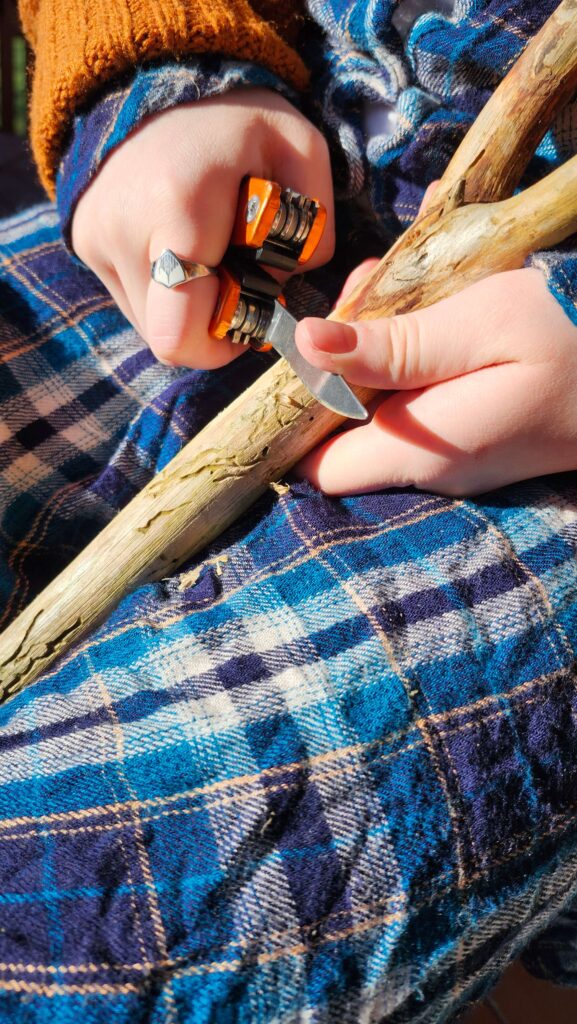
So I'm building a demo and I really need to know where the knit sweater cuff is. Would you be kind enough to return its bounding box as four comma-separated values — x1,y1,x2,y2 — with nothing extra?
56,56,297,250
20,0,309,197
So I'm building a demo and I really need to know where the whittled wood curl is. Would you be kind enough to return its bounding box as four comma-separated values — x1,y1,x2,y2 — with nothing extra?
1,1,577,698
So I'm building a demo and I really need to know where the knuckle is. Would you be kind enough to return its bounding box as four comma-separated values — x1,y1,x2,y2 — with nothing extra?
311,136,332,176
384,313,422,383
294,119,329,164
147,316,196,365
148,322,226,370
434,478,469,498
147,332,184,366
310,126,330,161
427,469,470,498
411,456,466,497
147,167,189,221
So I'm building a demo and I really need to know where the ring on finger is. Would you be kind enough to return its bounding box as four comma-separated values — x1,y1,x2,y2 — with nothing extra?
150,249,218,289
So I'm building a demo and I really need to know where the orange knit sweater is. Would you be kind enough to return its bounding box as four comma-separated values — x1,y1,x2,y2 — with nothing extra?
18,0,310,197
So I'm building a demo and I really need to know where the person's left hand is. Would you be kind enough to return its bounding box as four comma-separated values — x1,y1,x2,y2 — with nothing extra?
294,263,577,496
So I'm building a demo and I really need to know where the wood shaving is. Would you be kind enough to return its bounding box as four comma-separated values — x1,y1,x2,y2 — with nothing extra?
270,480,290,496
178,555,229,590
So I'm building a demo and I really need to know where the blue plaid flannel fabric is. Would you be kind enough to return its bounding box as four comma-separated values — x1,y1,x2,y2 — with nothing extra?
1,0,577,1020
2,205,577,1023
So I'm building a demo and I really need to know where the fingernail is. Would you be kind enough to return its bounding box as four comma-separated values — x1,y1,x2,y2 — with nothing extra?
308,321,358,354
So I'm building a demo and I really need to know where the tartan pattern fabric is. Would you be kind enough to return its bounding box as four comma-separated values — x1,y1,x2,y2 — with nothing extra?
2,202,577,1021
2,0,577,1018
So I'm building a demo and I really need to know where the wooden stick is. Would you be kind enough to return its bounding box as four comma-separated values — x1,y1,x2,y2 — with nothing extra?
428,0,577,212
335,153,577,324
1,2,577,698
337,0,577,322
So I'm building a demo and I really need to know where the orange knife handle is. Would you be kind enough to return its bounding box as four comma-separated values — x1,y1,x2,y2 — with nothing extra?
209,265,242,341
209,260,281,351
230,177,326,272
231,179,282,250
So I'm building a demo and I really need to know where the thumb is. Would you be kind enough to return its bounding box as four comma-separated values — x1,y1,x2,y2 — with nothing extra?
295,276,510,391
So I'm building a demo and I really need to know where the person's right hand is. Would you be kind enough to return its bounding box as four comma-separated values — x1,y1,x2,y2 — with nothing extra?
71,89,334,369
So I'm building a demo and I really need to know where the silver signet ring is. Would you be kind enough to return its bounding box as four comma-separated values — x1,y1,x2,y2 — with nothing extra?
151,249,218,289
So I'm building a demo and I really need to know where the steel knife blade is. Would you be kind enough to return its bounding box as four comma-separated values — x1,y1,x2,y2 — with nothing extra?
266,302,368,420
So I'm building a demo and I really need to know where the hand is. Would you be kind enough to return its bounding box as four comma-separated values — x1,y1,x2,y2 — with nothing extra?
71,89,334,369
295,265,577,496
